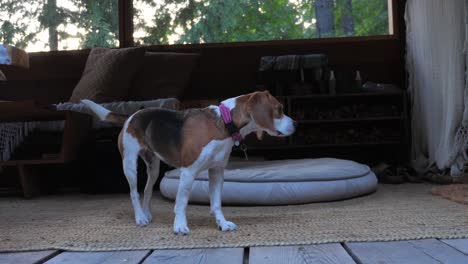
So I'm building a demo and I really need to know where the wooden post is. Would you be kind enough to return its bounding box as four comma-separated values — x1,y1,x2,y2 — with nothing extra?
388,0,395,35
18,164,40,198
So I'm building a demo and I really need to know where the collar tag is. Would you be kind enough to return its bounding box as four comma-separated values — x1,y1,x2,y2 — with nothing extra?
240,143,248,160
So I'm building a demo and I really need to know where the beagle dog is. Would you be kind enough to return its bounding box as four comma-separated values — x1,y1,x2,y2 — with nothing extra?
82,91,296,235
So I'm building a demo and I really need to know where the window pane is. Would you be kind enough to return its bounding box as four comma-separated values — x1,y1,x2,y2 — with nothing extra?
0,0,119,52
133,0,390,46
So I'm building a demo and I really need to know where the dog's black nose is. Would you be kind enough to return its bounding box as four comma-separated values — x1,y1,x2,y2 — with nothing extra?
293,121,298,128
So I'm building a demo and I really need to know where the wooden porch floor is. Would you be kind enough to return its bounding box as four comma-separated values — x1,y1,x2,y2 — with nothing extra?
1,238,467,264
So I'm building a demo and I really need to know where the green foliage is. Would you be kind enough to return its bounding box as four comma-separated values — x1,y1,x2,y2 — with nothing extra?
135,0,308,45
135,0,389,45
39,0,62,31
181,0,303,43
134,0,174,45
79,0,119,48
335,0,354,37
352,0,388,36
0,0,41,49
0,0,118,51
0,0,389,51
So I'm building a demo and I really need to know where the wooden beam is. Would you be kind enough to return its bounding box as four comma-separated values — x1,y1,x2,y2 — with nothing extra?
388,0,395,35
17,164,40,198
60,111,91,163
119,0,134,47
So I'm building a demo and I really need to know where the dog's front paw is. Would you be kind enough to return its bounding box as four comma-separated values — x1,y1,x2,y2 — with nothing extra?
173,223,191,235
218,220,237,232
135,212,151,227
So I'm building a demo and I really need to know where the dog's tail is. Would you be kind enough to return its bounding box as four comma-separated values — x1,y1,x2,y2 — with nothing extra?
81,99,128,126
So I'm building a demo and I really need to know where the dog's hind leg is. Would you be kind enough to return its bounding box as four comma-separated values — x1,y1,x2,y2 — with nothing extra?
121,130,149,226
140,149,160,223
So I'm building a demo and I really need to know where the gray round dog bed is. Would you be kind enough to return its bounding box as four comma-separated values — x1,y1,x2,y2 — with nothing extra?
160,158,378,205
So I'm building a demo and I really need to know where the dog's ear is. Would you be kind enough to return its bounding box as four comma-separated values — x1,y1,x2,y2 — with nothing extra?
256,130,264,140
247,92,276,132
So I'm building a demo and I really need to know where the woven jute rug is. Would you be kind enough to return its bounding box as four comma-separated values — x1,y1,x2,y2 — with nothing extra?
1,184,468,252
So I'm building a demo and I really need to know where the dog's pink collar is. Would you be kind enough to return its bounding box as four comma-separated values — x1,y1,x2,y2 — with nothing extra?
219,103,242,146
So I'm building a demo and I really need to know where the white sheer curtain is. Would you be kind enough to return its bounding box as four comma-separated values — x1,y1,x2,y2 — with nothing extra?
406,0,467,176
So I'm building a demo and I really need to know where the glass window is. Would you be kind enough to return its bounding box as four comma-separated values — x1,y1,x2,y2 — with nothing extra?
133,0,391,46
0,0,119,52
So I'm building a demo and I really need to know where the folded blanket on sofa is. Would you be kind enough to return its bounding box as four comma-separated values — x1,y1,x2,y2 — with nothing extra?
37,98,180,131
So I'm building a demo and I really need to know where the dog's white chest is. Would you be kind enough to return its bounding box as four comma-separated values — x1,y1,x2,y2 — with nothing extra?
188,138,233,171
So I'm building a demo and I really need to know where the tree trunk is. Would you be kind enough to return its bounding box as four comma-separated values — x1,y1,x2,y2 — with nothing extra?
314,0,335,38
338,0,354,36
49,27,58,51
46,0,58,51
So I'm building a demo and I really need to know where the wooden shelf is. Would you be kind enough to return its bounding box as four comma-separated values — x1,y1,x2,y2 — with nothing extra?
279,90,403,100
237,88,408,163
0,103,92,198
0,107,66,122
0,158,65,166
295,116,405,124
239,141,402,151
0,111,91,166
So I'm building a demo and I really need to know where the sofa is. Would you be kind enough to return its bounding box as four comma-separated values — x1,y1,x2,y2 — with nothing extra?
0,47,219,193
64,47,211,193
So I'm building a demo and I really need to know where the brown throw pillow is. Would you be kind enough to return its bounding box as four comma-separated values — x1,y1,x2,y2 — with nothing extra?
69,47,145,103
129,52,200,100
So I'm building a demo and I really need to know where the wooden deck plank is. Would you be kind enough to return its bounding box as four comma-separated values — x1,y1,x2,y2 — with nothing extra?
250,244,355,264
44,250,150,264
346,240,447,264
0,250,58,264
442,239,468,255
407,239,468,263
143,248,243,264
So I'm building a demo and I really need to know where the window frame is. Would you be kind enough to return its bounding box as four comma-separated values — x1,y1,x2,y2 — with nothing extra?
120,0,402,50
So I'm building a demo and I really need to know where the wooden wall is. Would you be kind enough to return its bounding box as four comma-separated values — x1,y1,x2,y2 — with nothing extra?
0,36,404,104
164,36,406,100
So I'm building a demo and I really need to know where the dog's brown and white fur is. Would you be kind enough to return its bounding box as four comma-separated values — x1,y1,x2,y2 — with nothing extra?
82,91,295,235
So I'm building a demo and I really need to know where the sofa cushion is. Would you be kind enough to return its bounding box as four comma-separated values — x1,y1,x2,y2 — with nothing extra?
129,52,200,100
69,47,145,103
